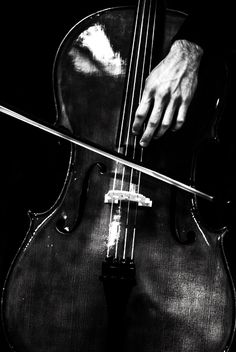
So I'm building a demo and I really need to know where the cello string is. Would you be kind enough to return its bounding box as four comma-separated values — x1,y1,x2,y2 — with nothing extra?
112,0,147,259
122,228,128,260
125,0,152,164
117,0,142,153
107,199,115,257
130,228,136,261
122,0,149,259
114,0,142,179
107,0,143,258
125,0,151,188
123,0,152,259
131,0,157,259
124,0,147,157
123,199,131,260
136,0,156,197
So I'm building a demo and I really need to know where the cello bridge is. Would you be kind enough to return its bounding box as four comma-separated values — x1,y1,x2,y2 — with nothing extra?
104,189,152,207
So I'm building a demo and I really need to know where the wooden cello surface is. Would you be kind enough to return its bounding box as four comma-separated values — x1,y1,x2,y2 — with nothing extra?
1,3,235,352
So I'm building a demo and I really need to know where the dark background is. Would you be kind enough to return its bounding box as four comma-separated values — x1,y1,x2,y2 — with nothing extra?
0,1,235,351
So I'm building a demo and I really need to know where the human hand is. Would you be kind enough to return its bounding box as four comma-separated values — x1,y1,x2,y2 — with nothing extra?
132,39,203,147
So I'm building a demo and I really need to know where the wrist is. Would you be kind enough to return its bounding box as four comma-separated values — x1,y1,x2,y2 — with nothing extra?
171,39,204,60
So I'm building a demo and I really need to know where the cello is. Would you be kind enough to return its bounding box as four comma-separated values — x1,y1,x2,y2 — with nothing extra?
0,0,235,351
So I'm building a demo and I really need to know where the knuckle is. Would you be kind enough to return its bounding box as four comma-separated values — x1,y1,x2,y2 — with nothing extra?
156,89,166,99
162,121,170,129
175,119,184,129
132,118,141,129
183,96,191,105
172,92,181,101
135,110,143,120
148,120,159,129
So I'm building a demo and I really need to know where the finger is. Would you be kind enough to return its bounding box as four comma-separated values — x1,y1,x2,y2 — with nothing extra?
172,102,189,131
132,93,152,135
154,99,177,139
139,97,165,147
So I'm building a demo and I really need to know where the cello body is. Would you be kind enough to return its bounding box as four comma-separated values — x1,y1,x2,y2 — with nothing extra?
1,4,236,352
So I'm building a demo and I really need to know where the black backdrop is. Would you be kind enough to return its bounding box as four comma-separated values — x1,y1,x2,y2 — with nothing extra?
0,1,235,351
